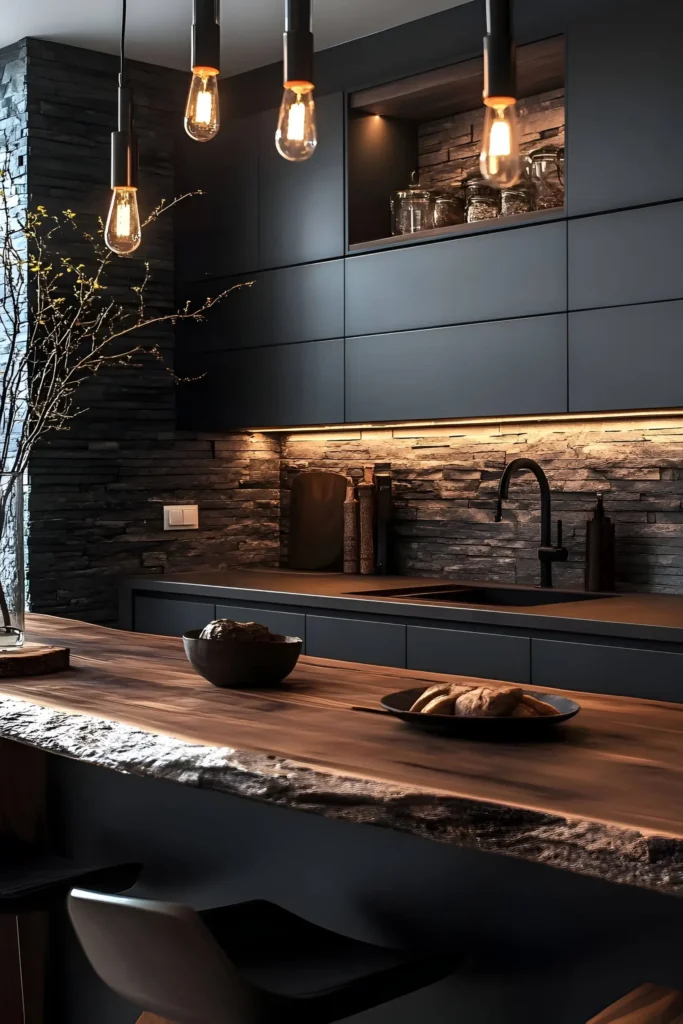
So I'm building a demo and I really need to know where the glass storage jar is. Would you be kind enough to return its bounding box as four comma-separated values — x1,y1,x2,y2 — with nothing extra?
528,145,565,210
500,179,536,217
432,186,465,228
464,175,499,223
390,172,434,235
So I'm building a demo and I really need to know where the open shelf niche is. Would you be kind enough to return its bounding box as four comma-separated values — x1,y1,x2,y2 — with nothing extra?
348,36,565,251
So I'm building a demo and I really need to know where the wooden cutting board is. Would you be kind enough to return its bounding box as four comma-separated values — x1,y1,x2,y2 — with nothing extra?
287,471,346,571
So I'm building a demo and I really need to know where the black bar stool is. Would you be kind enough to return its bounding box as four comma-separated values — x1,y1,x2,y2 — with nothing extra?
0,837,139,1021
69,889,456,1024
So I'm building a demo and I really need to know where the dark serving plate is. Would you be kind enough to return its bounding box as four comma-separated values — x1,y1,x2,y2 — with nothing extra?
183,630,302,688
380,687,580,737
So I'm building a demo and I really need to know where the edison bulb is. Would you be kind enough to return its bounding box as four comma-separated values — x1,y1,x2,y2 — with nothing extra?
275,84,317,162
480,101,522,188
105,187,141,256
185,68,220,142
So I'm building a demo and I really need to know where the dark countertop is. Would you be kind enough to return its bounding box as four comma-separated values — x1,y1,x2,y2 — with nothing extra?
5,615,683,897
121,569,683,645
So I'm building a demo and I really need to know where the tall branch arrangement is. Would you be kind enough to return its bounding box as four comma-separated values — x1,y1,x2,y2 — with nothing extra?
0,141,242,634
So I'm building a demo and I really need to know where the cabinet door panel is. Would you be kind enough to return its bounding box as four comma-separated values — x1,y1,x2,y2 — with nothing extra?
177,339,345,430
569,302,683,412
345,221,567,337
407,626,530,684
306,615,405,668
569,205,683,310
258,93,345,269
567,2,683,214
180,261,344,353
216,605,306,649
134,596,215,637
532,639,683,702
345,316,567,423
174,115,259,284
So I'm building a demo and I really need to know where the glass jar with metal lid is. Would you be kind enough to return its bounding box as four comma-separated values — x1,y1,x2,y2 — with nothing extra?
500,178,537,217
528,145,565,210
432,186,465,228
390,171,434,235
464,175,499,223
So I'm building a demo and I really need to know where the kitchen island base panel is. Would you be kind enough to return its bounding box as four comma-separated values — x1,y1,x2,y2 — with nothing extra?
51,755,683,1024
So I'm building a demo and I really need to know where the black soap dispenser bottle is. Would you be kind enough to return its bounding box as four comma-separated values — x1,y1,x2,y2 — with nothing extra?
585,493,615,592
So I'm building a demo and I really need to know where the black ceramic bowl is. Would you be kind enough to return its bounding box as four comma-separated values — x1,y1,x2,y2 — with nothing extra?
183,630,302,688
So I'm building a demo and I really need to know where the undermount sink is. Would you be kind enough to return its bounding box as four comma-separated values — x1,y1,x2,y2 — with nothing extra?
347,583,614,608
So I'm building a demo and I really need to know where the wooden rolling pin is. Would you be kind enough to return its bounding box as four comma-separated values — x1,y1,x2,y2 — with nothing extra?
358,465,375,575
343,477,359,574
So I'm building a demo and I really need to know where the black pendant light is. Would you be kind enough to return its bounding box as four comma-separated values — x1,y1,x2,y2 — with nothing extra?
185,0,221,141
480,0,522,188
105,0,141,255
275,0,317,162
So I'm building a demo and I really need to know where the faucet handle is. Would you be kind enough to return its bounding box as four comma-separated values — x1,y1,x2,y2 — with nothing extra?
557,519,563,547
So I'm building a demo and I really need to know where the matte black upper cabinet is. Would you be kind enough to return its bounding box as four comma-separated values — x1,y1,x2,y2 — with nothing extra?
345,221,567,338
258,93,345,270
179,261,344,352
566,0,683,215
174,115,259,284
346,314,568,423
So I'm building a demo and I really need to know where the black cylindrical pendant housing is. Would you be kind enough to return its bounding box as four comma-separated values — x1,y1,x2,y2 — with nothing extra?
283,0,313,86
191,0,220,72
483,0,516,101
111,80,138,188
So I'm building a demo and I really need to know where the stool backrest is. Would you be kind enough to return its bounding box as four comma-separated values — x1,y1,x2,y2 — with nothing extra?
69,889,254,1024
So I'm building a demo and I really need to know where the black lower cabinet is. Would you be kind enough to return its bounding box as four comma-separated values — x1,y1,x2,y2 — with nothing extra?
306,615,406,668
345,315,567,423
177,338,345,430
216,604,306,650
133,596,215,637
569,301,683,412
532,639,683,702
407,626,531,684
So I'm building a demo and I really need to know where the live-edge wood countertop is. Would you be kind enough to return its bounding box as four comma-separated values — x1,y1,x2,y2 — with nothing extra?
2,614,682,897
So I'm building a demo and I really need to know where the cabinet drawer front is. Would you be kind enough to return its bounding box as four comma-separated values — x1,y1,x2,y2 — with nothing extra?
134,597,215,638
216,605,306,648
258,93,345,269
345,316,567,423
306,615,405,668
569,302,683,413
532,639,683,702
177,339,345,430
345,221,567,337
181,261,344,354
407,626,530,684
569,205,683,310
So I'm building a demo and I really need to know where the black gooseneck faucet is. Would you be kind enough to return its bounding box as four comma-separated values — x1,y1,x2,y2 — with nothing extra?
495,458,568,588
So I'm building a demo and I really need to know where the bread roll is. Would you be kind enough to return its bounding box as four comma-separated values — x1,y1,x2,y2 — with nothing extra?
455,685,523,717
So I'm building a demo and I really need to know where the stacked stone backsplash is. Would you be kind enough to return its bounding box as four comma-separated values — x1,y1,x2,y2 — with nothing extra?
18,39,280,624
418,88,565,189
281,417,683,594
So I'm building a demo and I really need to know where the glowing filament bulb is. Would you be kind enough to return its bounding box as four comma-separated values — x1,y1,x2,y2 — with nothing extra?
480,101,522,188
105,187,141,256
275,83,317,162
185,68,220,142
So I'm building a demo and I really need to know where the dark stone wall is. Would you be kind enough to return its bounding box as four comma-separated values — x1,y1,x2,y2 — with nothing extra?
20,39,279,624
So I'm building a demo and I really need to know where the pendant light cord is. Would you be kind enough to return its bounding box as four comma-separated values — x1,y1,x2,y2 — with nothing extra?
120,0,127,82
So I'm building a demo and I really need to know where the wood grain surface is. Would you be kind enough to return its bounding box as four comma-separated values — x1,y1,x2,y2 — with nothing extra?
587,984,683,1023
2,614,681,843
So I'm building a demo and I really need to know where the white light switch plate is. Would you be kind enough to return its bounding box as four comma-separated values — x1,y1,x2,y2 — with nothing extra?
163,505,199,531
